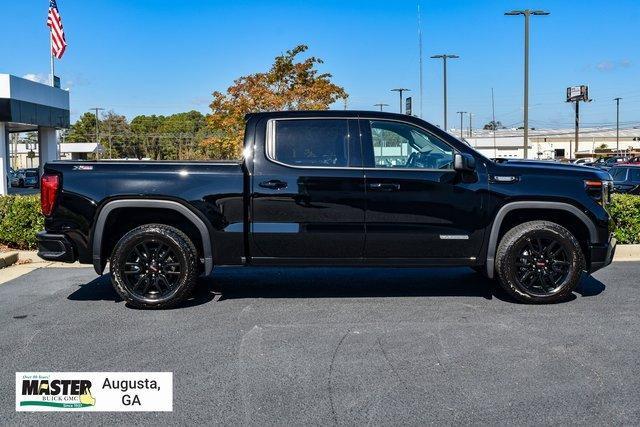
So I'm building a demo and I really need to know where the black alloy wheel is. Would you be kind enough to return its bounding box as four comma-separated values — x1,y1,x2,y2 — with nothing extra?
110,224,198,309
513,236,571,297
496,220,585,303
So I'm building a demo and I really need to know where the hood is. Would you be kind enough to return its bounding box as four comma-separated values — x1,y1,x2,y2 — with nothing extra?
492,159,611,180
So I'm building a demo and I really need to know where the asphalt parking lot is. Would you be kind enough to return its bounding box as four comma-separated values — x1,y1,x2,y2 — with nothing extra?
1,262,639,424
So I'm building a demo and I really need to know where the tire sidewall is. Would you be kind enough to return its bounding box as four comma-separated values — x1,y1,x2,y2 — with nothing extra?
497,222,584,303
111,225,197,308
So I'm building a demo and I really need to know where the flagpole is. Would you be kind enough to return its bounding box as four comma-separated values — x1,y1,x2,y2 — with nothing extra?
49,36,55,87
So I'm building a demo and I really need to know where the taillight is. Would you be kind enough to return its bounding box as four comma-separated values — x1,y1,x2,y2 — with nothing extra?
41,173,60,216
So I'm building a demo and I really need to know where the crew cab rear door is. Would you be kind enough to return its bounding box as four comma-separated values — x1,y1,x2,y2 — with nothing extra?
360,118,485,262
250,117,365,262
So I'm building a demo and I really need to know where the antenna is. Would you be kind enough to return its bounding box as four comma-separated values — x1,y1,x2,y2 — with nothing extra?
417,1,423,118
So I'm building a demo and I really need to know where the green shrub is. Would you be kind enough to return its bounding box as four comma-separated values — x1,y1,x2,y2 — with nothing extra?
0,195,44,250
609,194,640,244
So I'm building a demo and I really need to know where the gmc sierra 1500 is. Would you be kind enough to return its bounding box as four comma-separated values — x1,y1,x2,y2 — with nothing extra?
37,111,616,308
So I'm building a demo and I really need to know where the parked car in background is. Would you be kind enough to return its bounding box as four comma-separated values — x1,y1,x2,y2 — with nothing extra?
23,168,40,188
609,165,640,195
623,156,640,165
572,158,595,165
10,169,26,187
589,156,627,171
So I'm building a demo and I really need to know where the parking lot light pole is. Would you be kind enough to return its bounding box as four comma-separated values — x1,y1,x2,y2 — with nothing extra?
457,111,467,139
614,97,622,153
505,9,549,159
431,54,459,131
391,88,410,114
374,103,389,112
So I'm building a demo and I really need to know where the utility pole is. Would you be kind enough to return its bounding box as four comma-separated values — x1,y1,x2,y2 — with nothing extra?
417,2,423,118
374,103,389,112
505,9,549,159
430,54,459,131
614,97,622,153
491,88,497,158
90,107,105,160
391,88,410,114
468,113,473,137
457,111,467,139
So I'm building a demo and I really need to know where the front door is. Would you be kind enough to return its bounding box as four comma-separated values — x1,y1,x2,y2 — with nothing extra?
360,119,485,262
250,118,365,262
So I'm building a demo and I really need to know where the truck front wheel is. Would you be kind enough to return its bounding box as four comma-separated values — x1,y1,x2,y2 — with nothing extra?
495,220,585,303
110,224,198,309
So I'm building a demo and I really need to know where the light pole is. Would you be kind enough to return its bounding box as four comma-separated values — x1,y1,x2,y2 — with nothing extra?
431,54,459,131
614,97,622,153
457,111,467,139
505,9,549,159
391,88,410,114
468,113,473,137
90,107,105,159
374,103,389,112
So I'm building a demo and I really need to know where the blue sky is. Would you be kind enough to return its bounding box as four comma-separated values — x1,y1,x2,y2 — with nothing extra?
1,0,638,129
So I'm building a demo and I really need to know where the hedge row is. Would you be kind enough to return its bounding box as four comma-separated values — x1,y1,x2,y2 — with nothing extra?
609,194,640,244
0,194,638,250
0,195,44,250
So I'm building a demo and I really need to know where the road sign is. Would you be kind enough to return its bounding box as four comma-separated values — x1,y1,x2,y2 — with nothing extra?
405,97,412,115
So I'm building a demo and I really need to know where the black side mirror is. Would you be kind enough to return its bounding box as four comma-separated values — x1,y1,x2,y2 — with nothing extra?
454,153,476,172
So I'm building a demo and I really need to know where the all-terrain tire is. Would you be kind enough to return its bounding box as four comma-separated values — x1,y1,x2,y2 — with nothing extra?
110,224,198,309
495,220,585,304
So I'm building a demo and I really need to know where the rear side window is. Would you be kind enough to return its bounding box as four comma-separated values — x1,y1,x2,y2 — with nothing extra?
272,119,351,167
630,168,640,181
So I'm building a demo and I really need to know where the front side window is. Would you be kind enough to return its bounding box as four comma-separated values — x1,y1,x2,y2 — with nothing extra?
369,120,454,169
272,119,350,167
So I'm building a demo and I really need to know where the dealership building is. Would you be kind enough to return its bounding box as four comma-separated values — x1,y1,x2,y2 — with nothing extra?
0,74,70,195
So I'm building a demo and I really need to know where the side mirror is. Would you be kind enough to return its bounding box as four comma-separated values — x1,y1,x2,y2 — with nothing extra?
454,153,476,172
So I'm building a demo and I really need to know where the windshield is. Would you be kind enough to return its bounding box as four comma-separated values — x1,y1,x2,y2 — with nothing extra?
610,168,628,181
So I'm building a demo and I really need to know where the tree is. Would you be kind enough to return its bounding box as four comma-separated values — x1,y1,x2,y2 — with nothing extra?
66,112,99,143
100,111,131,158
204,45,348,159
130,115,164,160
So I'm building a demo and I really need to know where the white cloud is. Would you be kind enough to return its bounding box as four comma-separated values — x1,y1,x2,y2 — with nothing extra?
22,73,50,84
596,61,614,72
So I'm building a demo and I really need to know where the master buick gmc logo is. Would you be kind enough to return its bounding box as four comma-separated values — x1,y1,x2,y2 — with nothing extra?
19,377,96,409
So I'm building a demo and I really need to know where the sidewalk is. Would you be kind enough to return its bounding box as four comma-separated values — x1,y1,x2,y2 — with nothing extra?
0,250,89,285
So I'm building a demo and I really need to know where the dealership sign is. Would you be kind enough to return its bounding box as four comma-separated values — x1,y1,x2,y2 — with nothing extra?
566,85,589,102
16,372,172,412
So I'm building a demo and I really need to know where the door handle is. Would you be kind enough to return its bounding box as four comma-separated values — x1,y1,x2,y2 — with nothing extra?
368,182,401,191
259,179,288,190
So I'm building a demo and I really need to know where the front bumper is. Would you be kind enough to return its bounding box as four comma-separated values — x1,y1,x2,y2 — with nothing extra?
37,231,76,263
588,236,617,273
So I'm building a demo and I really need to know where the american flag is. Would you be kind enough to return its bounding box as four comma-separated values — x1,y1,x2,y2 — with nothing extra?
47,0,67,59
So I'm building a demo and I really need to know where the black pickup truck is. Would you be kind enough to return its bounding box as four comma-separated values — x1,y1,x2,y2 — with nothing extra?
37,111,616,308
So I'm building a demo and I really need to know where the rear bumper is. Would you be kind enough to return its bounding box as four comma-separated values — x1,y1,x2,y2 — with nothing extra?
588,236,617,273
37,231,76,263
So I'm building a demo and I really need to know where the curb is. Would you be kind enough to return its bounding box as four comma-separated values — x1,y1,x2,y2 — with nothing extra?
614,244,640,262
0,251,19,269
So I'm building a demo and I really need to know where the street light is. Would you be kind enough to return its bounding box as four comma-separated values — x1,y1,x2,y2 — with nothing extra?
90,107,105,159
505,9,549,159
456,111,467,139
391,88,410,114
430,54,459,131
614,97,622,153
374,103,389,112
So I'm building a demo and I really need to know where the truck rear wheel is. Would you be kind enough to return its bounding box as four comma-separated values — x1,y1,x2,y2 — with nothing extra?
495,220,585,303
110,224,198,309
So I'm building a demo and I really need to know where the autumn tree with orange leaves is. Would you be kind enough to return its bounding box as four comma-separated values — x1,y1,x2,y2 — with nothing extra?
203,45,348,159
